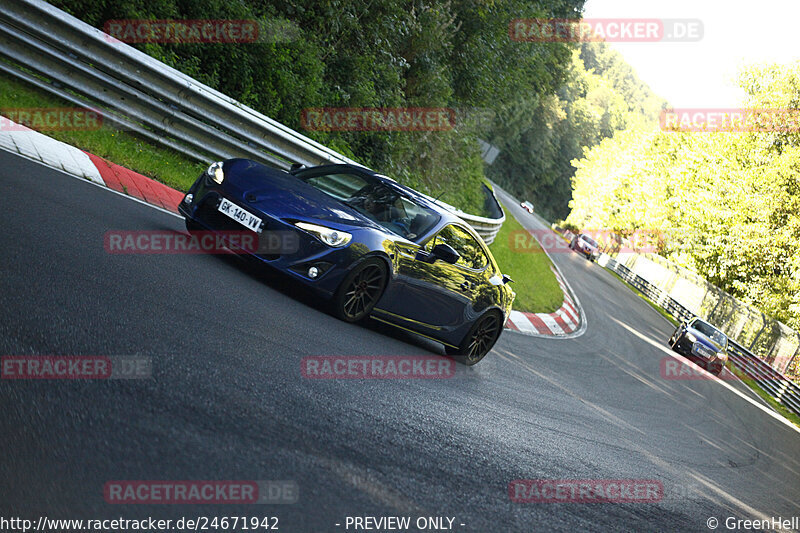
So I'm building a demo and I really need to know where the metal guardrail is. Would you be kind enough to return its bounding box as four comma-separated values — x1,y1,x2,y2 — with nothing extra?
601,254,800,417
429,197,505,245
0,0,505,243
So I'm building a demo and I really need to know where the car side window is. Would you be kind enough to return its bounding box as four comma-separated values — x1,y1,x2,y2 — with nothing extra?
429,224,488,270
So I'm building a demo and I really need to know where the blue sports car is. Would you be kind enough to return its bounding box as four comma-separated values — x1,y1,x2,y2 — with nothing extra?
178,159,515,364
668,317,729,375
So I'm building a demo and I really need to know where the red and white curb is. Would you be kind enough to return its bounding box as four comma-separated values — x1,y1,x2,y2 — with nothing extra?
505,266,582,336
0,118,183,214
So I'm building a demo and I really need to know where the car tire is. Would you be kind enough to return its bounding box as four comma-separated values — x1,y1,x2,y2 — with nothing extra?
669,333,681,352
446,310,503,366
333,258,388,323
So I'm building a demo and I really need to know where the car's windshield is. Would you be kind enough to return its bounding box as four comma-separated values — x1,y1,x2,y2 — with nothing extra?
691,319,728,346
298,171,440,241
582,235,598,247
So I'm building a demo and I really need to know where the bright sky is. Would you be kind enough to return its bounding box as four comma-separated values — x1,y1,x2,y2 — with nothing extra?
582,0,800,107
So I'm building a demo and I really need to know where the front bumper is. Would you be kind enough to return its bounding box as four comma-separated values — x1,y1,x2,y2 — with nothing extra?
674,335,725,369
179,175,361,297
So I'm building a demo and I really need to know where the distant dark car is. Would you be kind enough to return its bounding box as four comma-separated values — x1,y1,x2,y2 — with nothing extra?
179,159,515,364
668,317,729,375
570,233,599,261
520,201,534,213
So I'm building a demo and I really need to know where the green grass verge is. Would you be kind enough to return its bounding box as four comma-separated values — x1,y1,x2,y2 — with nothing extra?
0,74,493,217
604,261,800,428
0,75,205,192
488,204,563,313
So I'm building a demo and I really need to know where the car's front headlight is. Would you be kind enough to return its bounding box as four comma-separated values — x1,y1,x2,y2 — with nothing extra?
206,161,225,184
294,222,352,247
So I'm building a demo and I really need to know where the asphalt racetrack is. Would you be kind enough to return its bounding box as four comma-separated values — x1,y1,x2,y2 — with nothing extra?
1,150,799,532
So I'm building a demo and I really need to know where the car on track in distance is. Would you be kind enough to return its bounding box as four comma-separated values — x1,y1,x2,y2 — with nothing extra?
570,233,599,261
668,317,729,375
179,159,515,365
520,201,534,213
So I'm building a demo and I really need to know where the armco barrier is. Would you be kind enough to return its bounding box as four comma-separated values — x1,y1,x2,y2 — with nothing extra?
599,254,800,416
0,0,504,243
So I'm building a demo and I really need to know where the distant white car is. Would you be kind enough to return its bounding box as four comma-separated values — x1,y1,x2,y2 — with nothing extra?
520,201,534,213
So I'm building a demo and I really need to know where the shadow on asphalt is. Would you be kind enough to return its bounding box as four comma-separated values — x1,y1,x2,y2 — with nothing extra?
154,227,448,358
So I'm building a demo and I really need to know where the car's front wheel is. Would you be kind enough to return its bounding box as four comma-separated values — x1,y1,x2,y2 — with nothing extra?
446,310,503,366
333,259,388,323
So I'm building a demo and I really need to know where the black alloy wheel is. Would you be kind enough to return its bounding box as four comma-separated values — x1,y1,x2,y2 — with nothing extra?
447,310,503,366
334,259,388,323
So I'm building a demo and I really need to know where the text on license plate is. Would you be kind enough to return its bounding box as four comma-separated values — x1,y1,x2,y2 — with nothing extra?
217,199,263,232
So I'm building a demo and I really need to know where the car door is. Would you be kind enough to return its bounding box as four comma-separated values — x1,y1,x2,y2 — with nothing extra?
441,224,492,319
381,224,490,336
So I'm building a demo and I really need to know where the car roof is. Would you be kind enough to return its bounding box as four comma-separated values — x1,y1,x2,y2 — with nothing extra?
300,163,465,226
689,318,726,336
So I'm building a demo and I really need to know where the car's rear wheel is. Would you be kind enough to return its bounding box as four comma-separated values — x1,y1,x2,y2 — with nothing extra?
446,310,503,366
333,259,387,323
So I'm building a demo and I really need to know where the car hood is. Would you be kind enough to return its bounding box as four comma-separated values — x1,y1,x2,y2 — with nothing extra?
687,328,724,351
223,159,381,230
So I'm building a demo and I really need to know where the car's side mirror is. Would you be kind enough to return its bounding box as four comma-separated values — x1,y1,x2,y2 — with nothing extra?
432,243,460,264
415,250,435,263
416,243,460,264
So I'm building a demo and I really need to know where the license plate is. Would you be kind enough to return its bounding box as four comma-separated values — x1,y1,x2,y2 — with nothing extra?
217,199,263,233
692,343,713,359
